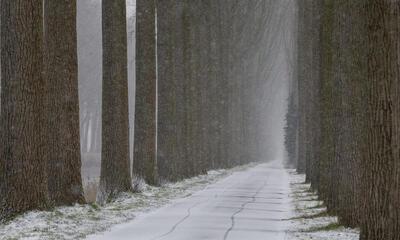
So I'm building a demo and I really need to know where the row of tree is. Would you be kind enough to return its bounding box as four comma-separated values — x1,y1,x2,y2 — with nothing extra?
133,0,290,186
285,1,400,239
0,0,287,221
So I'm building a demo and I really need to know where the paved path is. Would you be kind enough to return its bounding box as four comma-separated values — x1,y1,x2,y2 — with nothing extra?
87,160,292,240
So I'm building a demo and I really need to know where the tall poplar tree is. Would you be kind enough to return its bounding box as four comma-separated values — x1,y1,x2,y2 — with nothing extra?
98,0,132,202
43,0,85,206
361,1,400,239
133,0,158,185
156,0,178,182
296,0,307,174
0,0,50,219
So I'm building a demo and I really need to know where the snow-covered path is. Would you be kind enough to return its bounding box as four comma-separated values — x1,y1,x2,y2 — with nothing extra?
87,161,292,240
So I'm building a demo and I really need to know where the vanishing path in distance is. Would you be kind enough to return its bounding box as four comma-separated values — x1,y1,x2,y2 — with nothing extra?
87,161,292,240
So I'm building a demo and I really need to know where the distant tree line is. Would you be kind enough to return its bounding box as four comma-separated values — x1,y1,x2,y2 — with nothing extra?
133,0,288,186
285,1,400,239
0,0,286,220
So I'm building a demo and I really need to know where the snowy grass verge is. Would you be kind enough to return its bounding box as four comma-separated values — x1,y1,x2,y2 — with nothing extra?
0,163,256,240
286,170,359,240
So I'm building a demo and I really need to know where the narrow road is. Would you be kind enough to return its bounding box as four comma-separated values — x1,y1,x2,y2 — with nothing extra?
87,161,292,240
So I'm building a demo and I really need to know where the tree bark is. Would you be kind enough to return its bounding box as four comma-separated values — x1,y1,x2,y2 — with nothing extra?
133,0,158,185
43,0,85,206
171,0,187,180
333,0,365,228
309,0,322,190
296,0,307,174
0,0,50,219
361,1,400,239
156,0,178,182
318,0,336,212
98,0,132,203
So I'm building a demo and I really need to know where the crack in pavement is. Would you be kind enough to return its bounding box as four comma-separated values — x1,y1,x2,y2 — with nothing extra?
151,201,202,240
218,195,285,200
223,179,269,240
214,206,289,213
152,176,241,240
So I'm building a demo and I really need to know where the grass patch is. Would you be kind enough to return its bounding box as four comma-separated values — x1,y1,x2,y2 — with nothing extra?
296,197,320,202
89,203,100,211
304,222,342,232
290,211,329,220
292,191,316,197
291,189,313,194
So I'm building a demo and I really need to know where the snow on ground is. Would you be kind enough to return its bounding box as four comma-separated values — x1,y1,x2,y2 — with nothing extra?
0,164,255,240
86,160,292,240
286,170,360,240
0,163,360,240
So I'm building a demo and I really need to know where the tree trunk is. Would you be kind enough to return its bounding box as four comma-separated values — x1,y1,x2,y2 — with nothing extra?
156,0,178,182
296,0,307,174
181,1,197,177
333,0,365,228
0,0,50,219
203,0,220,170
318,0,336,212
133,0,158,185
171,0,186,180
361,1,400,239
309,0,322,190
98,0,132,203
43,0,85,206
